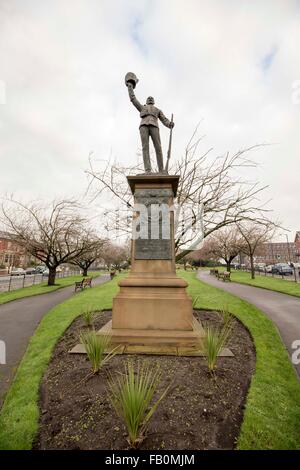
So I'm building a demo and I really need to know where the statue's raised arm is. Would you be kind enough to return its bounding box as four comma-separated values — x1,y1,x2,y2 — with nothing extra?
125,72,142,111
127,82,142,112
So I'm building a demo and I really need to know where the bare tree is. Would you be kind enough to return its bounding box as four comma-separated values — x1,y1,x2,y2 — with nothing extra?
100,242,130,272
202,227,245,272
71,237,107,276
1,199,97,286
237,221,276,279
86,129,271,260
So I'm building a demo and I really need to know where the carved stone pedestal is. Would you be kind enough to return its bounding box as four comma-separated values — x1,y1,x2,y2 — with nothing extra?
98,175,204,355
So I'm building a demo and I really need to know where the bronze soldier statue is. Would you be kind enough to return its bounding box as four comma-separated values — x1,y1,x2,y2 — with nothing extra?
125,72,174,174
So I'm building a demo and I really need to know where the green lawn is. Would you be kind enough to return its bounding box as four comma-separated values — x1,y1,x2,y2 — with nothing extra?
0,272,100,305
182,271,300,449
0,271,299,450
0,274,121,450
228,270,300,298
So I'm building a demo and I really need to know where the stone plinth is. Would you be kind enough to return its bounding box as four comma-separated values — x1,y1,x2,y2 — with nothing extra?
99,174,204,353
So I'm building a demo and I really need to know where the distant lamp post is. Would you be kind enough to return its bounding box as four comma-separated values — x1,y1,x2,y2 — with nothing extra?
284,233,297,283
285,234,292,264
270,243,275,265
9,252,15,273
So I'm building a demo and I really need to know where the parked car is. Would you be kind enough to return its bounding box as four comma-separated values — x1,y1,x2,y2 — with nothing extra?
255,263,266,272
10,268,26,276
265,265,274,273
232,263,246,270
35,266,47,274
291,263,300,274
271,263,293,275
25,267,38,275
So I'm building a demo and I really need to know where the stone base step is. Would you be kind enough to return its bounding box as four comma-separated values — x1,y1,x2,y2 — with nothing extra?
69,318,233,357
70,342,233,357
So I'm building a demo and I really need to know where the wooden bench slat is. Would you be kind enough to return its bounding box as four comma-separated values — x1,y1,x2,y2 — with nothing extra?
74,277,92,292
218,271,231,282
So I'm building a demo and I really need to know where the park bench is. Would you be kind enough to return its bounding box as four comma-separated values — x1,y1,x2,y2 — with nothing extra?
218,271,231,282
74,277,92,292
210,269,219,276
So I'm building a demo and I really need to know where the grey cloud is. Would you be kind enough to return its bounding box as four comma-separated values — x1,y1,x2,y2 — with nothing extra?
0,0,299,236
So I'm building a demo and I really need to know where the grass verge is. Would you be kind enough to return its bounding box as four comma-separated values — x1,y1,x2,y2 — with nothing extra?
229,270,300,298
198,267,300,298
0,271,299,450
182,271,300,449
0,272,100,305
0,274,120,450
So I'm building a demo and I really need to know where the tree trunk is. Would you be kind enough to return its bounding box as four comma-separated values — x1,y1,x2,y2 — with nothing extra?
48,267,57,286
226,260,231,272
83,268,88,277
250,255,255,279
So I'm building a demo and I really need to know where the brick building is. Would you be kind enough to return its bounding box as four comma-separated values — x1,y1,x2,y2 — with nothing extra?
191,231,300,266
254,241,298,264
0,231,32,269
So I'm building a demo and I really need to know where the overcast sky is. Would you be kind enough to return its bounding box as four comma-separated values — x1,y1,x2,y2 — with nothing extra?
0,0,299,241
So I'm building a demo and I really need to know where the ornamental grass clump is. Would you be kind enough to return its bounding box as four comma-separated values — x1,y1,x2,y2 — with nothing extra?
81,307,95,327
79,329,118,374
220,305,234,329
203,310,233,373
107,361,169,448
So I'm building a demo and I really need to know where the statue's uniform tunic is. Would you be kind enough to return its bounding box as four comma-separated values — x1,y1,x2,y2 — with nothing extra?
128,86,172,172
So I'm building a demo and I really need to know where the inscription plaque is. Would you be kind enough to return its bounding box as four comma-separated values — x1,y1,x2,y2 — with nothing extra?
134,188,173,260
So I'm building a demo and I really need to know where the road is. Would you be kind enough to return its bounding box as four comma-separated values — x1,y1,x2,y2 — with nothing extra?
0,275,109,406
198,270,300,378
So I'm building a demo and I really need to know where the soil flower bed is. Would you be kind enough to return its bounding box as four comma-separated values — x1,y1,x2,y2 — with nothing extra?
35,309,255,450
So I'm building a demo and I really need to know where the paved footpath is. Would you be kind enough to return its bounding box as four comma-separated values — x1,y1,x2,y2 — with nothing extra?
198,270,300,378
0,275,109,406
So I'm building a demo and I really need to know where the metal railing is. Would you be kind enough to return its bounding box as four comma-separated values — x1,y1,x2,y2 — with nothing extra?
0,270,81,293
236,266,300,283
